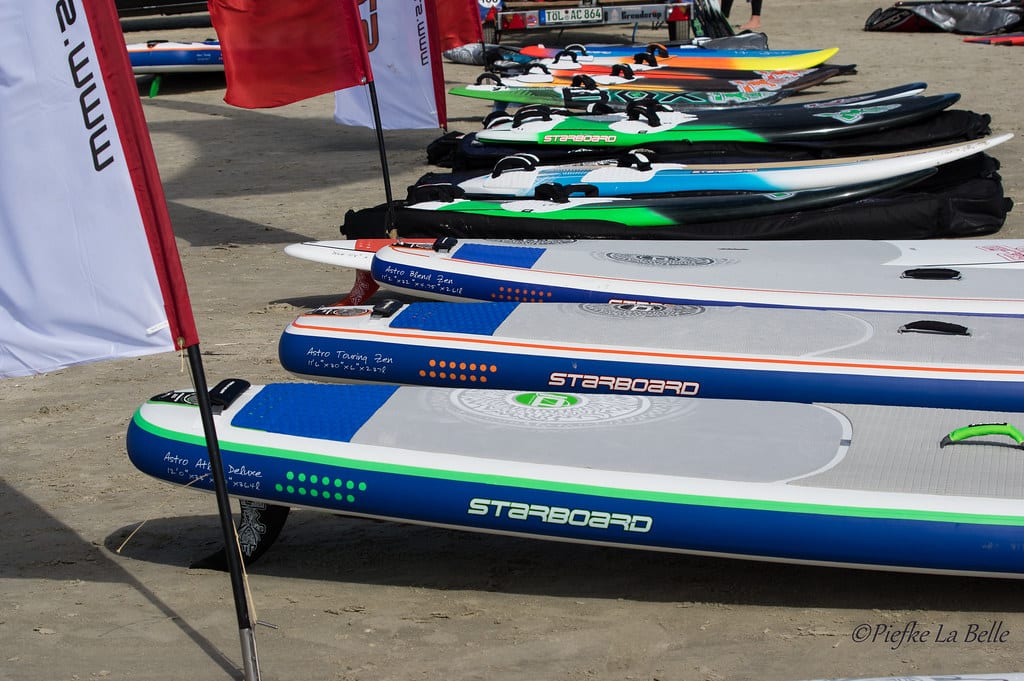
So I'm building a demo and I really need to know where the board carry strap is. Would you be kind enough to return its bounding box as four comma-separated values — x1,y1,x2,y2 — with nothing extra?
940,423,1024,449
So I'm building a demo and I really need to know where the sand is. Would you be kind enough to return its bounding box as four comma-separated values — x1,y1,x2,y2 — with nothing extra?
3,1,1024,679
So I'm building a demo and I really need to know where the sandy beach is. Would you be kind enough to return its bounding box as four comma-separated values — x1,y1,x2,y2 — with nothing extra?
3,1,1024,679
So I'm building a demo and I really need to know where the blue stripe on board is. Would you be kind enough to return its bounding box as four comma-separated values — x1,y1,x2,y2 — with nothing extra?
390,302,518,336
453,244,546,268
232,384,399,442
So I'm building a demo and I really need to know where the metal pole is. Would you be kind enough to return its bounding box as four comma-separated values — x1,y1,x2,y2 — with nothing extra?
187,345,261,681
365,78,397,233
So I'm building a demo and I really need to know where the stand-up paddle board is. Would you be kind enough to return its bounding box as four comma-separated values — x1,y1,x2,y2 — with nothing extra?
127,378,1024,577
127,39,223,74
425,133,1011,198
474,94,960,148
285,238,1024,316
279,301,1024,411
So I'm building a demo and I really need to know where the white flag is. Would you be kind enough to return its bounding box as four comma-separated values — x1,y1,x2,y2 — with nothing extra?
0,0,198,378
334,0,447,130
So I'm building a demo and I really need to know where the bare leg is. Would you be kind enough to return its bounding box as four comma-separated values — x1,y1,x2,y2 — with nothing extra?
738,0,762,30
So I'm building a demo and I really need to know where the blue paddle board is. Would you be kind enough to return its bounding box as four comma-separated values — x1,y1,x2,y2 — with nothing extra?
127,378,1024,578
278,301,1024,411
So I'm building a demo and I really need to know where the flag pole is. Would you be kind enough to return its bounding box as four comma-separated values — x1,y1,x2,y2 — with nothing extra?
364,78,397,233
186,345,262,681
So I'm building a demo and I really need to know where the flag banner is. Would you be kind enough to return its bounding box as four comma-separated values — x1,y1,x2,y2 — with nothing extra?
334,0,448,130
209,0,374,109
0,0,198,379
436,0,485,50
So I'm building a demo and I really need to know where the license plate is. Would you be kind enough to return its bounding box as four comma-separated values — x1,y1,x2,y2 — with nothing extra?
544,6,603,23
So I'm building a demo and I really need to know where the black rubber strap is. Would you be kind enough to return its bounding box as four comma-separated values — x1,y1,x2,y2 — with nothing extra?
898,320,970,336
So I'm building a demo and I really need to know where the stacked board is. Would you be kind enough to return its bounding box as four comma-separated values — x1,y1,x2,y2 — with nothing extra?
127,40,223,74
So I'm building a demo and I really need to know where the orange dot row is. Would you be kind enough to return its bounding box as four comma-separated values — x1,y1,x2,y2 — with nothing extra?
427,359,498,372
419,371,489,382
495,287,553,298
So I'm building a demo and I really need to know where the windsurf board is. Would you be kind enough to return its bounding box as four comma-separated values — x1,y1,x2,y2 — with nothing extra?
432,133,1011,198
473,94,959,148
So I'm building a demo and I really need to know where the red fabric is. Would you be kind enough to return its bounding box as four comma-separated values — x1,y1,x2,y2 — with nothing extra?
88,0,200,348
435,0,484,50
209,0,374,109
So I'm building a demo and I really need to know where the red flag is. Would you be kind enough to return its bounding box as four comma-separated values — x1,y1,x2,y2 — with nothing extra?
435,0,485,50
209,0,374,109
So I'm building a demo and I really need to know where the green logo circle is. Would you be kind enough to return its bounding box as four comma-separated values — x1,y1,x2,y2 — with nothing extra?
513,392,580,408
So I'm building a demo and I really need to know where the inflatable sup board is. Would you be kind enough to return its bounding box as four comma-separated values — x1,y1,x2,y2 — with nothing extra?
127,378,1024,578
285,238,1024,316
127,40,223,74
279,301,1024,411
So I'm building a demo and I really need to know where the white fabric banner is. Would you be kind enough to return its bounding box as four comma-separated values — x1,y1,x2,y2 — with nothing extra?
334,0,444,130
0,1,179,378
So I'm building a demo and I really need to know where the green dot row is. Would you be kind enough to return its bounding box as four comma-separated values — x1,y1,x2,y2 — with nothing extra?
285,470,367,491
275,471,367,503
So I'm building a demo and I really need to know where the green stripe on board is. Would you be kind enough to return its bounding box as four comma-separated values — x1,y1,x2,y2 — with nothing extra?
133,408,1024,528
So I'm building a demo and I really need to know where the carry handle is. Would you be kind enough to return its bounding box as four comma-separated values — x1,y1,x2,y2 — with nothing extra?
897,320,970,336
900,267,962,280
940,423,1024,449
